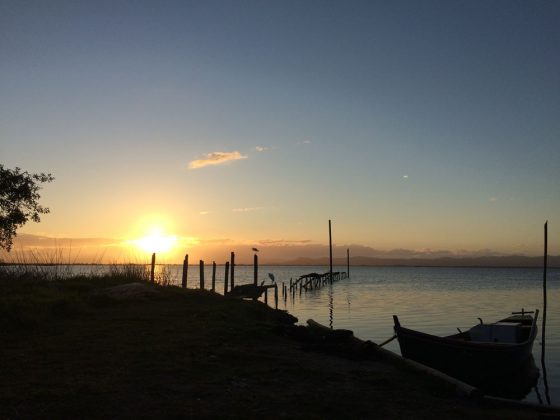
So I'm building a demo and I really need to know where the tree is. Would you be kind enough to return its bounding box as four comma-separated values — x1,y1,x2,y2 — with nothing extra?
0,165,54,252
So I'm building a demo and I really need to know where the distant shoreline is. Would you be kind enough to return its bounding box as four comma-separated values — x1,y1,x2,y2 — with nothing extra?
1,257,559,269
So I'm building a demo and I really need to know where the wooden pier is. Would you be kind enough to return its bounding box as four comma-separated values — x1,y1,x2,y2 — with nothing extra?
281,271,348,299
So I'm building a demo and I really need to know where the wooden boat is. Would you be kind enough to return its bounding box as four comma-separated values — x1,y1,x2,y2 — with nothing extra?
227,284,276,299
393,310,539,394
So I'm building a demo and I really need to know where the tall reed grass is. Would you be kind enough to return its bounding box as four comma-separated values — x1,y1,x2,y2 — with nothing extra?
0,246,174,286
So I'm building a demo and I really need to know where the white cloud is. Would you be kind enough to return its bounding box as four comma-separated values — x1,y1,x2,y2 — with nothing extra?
402,175,409,179
232,207,264,212
255,146,269,152
189,151,248,169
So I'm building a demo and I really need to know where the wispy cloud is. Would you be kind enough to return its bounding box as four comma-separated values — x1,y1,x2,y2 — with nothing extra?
189,151,248,170
255,146,269,152
232,207,264,212
199,211,209,215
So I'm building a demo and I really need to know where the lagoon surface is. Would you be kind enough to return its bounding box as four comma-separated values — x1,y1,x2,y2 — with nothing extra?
16,264,560,404
186,265,559,405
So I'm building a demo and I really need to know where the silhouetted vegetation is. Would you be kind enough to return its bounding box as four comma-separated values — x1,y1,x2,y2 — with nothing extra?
0,165,54,252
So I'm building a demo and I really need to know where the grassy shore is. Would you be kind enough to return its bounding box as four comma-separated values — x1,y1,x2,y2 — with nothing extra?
0,271,543,419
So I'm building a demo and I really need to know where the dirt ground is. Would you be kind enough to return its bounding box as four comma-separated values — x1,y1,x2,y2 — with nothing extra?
0,279,550,419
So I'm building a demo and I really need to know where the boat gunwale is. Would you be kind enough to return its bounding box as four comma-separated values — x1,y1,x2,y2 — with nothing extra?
394,309,539,350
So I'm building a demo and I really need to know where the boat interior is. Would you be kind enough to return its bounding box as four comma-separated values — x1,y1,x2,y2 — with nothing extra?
446,312,537,344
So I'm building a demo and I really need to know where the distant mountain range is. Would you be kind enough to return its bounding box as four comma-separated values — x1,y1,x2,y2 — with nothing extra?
271,255,560,268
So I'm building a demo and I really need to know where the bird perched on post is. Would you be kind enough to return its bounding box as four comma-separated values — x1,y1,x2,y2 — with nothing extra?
252,247,259,252
268,273,275,283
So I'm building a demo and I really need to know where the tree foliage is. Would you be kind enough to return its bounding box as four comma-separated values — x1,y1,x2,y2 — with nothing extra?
0,165,54,252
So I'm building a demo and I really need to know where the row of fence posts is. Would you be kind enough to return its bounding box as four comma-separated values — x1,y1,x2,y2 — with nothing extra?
149,251,279,309
148,222,351,312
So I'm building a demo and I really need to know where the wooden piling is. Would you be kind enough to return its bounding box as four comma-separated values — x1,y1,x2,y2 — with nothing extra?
253,254,258,286
347,248,350,278
150,252,156,283
224,262,230,295
181,254,189,288
230,252,235,290
211,261,216,292
264,288,268,305
329,220,333,284
542,221,548,366
253,254,258,302
274,284,278,309
199,260,205,290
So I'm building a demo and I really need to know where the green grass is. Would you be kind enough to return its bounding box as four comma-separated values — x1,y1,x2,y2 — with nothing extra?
0,272,541,419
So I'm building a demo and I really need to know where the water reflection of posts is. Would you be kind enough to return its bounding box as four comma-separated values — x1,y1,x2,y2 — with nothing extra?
181,254,188,288
150,252,156,283
328,282,334,330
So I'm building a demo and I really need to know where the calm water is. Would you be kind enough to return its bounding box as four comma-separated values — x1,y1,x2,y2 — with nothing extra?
13,264,559,404
173,264,558,405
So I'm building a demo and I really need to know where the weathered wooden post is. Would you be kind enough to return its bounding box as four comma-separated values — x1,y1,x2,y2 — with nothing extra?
329,220,333,284
181,254,189,288
274,284,278,309
542,221,548,366
224,261,230,295
150,253,156,283
347,248,350,278
253,253,258,302
199,260,205,290
281,282,285,298
211,261,216,292
253,254,258,286
264,288,268,305
230,252,235,290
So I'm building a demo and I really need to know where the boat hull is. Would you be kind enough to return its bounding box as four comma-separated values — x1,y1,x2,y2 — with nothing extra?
393,313,539,398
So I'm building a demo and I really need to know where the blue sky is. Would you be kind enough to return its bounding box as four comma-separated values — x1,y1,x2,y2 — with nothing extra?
1,1,559,261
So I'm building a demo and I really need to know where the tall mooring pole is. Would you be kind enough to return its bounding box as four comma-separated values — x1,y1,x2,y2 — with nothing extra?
329,220,333,283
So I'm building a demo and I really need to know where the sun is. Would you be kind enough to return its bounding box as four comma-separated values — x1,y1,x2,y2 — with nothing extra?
132,227,177,254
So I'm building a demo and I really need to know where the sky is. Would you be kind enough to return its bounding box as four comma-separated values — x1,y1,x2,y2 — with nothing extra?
1,1,559,263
